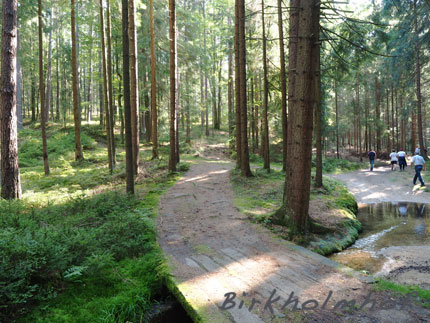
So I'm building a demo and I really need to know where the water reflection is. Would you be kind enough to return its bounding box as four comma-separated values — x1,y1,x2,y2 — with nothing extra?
329,202,430,273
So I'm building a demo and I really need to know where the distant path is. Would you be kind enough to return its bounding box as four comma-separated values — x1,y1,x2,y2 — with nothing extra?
331,165,429,204
157,146,430,322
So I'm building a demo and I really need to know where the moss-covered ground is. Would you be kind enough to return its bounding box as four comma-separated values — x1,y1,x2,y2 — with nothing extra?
1,123,193,323
231,158,363,256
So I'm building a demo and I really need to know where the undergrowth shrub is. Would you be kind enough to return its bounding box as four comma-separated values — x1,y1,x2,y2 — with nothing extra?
0,192,158,321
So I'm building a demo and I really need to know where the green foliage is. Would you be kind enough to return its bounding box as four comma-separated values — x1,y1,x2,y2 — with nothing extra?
317,157,363,174
373,279,430,308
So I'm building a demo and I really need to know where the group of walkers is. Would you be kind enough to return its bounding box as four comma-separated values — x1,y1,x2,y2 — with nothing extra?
367,147,427,187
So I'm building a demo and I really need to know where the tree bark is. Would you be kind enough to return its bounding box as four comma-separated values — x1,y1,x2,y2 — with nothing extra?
277,0,287,171
279,0,318,233
238,0,252,176
414,0,425,157
106,0,116,164
261,0,270,172
38,0,50,175
45,8,53,122
1,0,22,199
150,0,158,158
122,0,135,194
129,0,139,173
71,0,83,161
168,0,177,172
99,0,113,171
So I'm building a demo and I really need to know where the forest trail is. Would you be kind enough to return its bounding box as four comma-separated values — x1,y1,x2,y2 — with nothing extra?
331,165,429,204
157,146,430,322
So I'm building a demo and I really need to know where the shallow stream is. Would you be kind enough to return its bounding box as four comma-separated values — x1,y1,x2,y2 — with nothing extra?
330,202,430,275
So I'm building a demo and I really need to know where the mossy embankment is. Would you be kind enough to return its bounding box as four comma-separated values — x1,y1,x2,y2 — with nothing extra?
231,158,363,256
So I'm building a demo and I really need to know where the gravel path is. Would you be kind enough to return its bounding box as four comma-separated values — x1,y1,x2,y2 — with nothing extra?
331,165,429,204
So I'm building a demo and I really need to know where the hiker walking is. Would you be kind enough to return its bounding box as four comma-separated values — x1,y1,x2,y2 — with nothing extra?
411,152,426,187
398,149,407,171
389,149,398,171
368,148,376,171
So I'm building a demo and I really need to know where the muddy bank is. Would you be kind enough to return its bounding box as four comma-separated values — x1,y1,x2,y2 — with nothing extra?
377,246,430,289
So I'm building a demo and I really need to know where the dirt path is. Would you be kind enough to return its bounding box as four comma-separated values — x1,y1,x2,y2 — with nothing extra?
157,147,430,322
331,165,429,204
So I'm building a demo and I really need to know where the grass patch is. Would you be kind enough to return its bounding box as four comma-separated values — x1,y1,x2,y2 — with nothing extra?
373,279,430,308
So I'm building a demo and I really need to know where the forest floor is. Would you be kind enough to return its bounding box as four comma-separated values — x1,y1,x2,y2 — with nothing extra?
157,145,430,322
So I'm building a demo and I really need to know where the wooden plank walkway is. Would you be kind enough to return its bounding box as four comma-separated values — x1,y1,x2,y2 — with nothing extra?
157,157,429,322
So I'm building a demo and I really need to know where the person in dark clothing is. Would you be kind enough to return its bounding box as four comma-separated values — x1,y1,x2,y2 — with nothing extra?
397,149,407,171
368,149,376,171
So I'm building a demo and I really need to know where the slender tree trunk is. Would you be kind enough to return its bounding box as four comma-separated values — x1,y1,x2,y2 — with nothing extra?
56,25,60,122
314,29,322,187
150,0,158,158
414,0,425,157
99,0,113,171
71,0,83,161
99,53,104,126
238,0,252,176
277,0,287,171
45,9,53,122
234,0,241,168
375,76,381,154
365,82,369,151
129,0,139,173
87,24,93,122
228,38,234,151
261,0,270,172
122,0,134,194
335,79,339,159
16,35,22,130
38,0,50,175
1,0,22,199
168,0,177,172
107,0,116,164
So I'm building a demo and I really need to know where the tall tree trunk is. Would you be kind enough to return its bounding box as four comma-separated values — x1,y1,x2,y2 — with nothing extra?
168,0,177,172
16,34,22,130
99,0,113,171
107,0,116,164
1,0,22,199
129,0,139,173
203,1,209,137
314,27,322,187
38,0,50,175
99,53,104,126
71,0,83,161
234,0,241,168
279,0,319,233
375,77,381,154
278,0,287,171
45,8,53,122
228,38,234,151
365,82,369,152
335,79,339,159
56,25,60,122
414,0,425,157
238,0,252,176
87,23,93,122
122,0,134,194
261,0,270,172
150,0,158,158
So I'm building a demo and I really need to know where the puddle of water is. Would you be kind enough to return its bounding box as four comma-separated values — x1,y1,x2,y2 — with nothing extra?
330,202,430,274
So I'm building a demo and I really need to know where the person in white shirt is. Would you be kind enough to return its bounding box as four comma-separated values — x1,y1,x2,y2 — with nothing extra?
389,149,398,171
411,152,426,187
415,146,421,155
397,149,407,171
